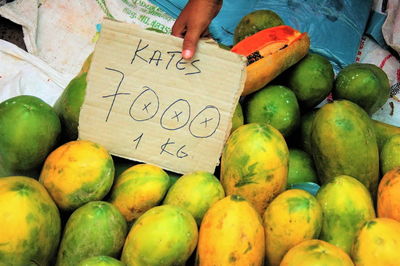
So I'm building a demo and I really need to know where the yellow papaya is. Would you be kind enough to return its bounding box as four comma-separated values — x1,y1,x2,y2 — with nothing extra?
197,195,265,265
351,218,400,266
220,123,288,215
121,205,198,265
0,176,61,265
163,171,224,225
316,175,375,254
263,189,322,266
377,167,400,222
39,140,114,211
109,163,170,222
281,239,354,266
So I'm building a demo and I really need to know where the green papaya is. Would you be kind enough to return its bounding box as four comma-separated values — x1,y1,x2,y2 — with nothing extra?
77,256,125,266
333,63,390,115
285,53,334,109
234,10,284,44
372,119,400,150
0,95,61,173
310,100,379,196
54,54,92,142
299,109,318,155
56,201,127,266
316,175,375,254
231,102,244,133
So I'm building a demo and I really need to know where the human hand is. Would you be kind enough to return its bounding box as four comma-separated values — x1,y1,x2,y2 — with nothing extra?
172,0,222,60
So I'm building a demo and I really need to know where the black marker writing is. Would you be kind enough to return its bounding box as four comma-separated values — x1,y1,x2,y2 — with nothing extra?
130,42,201,75
160,99,191,131
187,59,201,75
176,56,187,70
160,138,189,159
160,138,174,156
149,50,162,66
189,105,221,138
200,117,213,127
129,86,159,121
142,102,152,113
172,111,182,122
176,145,188,158
102,67,130,122
133,133,143,149
131,39,149,64
166,51,180,70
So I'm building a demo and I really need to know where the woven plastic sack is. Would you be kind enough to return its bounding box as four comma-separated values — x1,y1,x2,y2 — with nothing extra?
0,0,175,77
0,40,69,105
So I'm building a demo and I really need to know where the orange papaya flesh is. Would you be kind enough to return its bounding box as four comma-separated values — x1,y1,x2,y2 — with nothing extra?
231,25,301,58
231,25,310,96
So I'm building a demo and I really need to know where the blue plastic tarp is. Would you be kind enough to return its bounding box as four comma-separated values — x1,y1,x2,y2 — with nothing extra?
149,0,373,71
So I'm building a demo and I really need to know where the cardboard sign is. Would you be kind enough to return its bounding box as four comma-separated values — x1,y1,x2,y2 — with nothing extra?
79,18,246,174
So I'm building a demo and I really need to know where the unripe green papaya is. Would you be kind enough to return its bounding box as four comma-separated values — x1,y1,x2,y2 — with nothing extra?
316,175,375,254
234,10,284,44
333,63,390,115
56,201,127,266
0,95,61,173
54,54,92,142
310,100,379,196
77,256,125,266
372,119,400,150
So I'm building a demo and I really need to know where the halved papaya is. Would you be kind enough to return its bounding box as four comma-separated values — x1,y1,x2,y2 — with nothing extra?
231,25,310,96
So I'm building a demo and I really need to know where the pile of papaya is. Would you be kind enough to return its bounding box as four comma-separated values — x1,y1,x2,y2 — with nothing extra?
1,9,400,266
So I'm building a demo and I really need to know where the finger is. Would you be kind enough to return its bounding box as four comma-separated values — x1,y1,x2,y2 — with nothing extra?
182,27,204,60
171,19,186,38
200,29,211,38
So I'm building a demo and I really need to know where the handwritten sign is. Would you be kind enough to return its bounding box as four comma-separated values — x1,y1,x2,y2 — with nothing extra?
78,18,246,174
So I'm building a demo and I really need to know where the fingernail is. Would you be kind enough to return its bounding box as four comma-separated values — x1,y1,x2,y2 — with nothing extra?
182,49,192,59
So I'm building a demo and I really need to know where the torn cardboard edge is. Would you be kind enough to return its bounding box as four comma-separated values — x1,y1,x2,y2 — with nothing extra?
78,17,246,174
